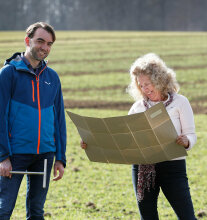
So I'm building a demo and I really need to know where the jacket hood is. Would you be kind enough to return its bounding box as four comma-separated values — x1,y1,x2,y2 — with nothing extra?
4,52,47,72
4,52,22,65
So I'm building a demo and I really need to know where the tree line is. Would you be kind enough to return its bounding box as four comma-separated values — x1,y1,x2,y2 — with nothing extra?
1,0,207,31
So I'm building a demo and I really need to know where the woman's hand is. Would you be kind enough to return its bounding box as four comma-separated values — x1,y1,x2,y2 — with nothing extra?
176,135,189,149
80,140,87,149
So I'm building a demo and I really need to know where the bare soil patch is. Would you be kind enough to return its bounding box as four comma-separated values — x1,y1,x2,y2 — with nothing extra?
59,64,207,76
59,69,127,76
62,85,126,92
50,52,207,65
64,100,206,114
192,104,207,114
64,100,132,111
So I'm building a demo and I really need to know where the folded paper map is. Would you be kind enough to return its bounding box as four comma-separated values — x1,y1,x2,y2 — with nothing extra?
67,103,187,165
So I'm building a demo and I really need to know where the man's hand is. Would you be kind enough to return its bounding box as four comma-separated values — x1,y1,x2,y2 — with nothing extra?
0,157,12,178
53,161,64,181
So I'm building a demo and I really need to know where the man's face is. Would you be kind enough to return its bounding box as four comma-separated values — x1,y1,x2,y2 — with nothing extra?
28,28,53,61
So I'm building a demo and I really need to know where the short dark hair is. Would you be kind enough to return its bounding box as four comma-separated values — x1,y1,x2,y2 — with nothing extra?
26,22,56,42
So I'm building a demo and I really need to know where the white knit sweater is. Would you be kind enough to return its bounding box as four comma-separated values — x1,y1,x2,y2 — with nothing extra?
128,93,197,160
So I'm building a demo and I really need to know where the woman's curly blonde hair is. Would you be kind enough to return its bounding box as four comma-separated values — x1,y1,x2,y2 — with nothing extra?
127,53,180,101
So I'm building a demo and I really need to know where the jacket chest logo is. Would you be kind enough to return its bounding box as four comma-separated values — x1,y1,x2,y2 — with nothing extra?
44,81,51,85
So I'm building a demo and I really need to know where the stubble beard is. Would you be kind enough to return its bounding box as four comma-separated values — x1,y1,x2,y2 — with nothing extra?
30,47,48,62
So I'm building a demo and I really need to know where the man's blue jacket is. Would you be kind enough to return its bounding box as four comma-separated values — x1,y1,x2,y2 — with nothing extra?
0,53,66,166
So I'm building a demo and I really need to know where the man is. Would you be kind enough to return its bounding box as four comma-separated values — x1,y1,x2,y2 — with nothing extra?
0,22,66,220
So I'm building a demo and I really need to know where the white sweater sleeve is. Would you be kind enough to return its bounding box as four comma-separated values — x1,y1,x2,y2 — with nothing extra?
128,100,146,115
178,96,197,150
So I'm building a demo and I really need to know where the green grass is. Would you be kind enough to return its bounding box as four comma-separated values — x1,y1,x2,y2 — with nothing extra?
11,111,207,220
0,31,207,219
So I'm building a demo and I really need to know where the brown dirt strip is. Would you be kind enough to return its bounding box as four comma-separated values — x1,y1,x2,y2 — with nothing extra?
59,35,198,41
62,81,206,93
163,52,207,58
64,100,132,111
59,65,207,76
191,104,207,114
62,85,126,92
0,39,23,43
64,100,206,114
179,80,207,86
191,95,207,102
59,69,127,76
50,57,131,64
173,65,207,70
51,52,207,65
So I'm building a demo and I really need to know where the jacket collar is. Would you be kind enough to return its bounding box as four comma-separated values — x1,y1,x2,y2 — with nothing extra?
4,52,47,74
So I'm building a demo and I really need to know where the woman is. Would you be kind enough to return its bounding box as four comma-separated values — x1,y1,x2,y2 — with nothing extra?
81,53,197,219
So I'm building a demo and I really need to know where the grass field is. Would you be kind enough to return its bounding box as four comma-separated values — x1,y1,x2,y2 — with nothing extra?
0,31,207,219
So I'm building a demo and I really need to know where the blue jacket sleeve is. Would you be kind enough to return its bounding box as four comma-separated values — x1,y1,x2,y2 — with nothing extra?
54,80,67,167
0,65,13,162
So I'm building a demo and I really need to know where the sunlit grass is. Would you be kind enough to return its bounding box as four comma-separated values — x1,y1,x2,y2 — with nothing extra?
0,31,207,219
